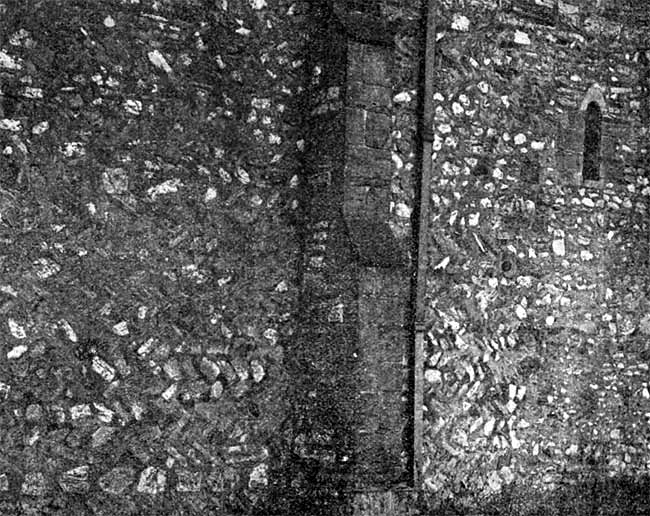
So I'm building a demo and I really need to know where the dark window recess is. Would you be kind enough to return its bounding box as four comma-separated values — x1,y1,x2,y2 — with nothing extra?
347,0,381,16
582,102,602,181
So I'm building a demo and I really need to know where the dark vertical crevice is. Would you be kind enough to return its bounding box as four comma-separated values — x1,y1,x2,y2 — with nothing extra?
405,0,429,488
582,101,602,181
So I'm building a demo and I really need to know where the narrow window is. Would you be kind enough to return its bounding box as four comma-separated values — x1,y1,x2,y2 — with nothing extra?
582,101,602,181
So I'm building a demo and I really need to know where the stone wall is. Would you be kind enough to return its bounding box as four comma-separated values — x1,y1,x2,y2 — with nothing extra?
1,0,650,514
414,0,650,510
0,0,305,514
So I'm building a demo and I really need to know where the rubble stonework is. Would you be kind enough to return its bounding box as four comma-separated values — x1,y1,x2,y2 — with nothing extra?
1,0,650,514
0,0,304,513
413,0,650,510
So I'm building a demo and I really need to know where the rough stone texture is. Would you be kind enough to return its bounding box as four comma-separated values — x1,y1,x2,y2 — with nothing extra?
414,0,650,512
0,0,304,513
1,0,649,514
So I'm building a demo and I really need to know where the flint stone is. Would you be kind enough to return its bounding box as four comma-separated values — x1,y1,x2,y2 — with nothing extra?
250,359,265,383
199,358,221,382
102,168,129,195
21,472,47,496
25,404,42,421
210,380,224,399
137,466,166,495
91,426,116,448
59,466,89,492
99,467,135,495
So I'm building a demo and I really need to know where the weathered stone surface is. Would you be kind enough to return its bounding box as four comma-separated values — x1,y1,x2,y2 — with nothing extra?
98,467,135,496
416,0,650,508
91,426,116,448
365,112,391,149
58,466,89,493
21,472,47,497
136,466,166,495
199,358,221,382
345,147,392,186
347,82,392,112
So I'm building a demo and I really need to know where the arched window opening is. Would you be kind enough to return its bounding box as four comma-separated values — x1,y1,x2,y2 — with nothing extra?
582,101,602,181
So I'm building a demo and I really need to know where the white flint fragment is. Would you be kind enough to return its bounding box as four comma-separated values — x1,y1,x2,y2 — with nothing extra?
0,119,21,131
249,464,268,488
251,360,265,382
263,328,278,345
62,142,85,157
424,369,442,383
58,319,78,342
34,258,60,278
162,384,177,400
123,99,142,115
94,403,114,423
483,417,496,436
31,121,49,135
451,13,470,31
137,467,166,495
112,321,129,336
92,356,116,382
434,256,450,271
102,168,129,195
393,91,412,103
0,51,21,69
7,345,28,359
0,285,17,297
204,187,218,203
147,179,182,200
22,87,43,99
148,50,172,74
235,167,250,184
8,319,26,339
395,203,411,218
514,133,527,145
70,404,92,420
508,384,517,400
515,305,527,319
514,30,531,45
580,250,594,261
552,239,565,256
